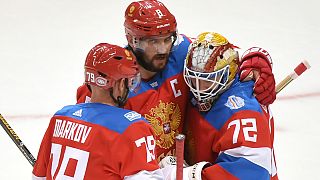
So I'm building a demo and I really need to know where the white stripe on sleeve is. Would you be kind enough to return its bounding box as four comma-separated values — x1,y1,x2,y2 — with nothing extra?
223,146,272,174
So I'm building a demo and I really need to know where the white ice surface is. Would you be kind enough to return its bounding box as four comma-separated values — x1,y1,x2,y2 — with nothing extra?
0,0,319,179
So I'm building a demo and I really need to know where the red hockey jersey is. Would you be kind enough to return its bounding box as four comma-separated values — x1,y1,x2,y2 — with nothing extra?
184,76,278,180
32,103,163,179
76,35,192,161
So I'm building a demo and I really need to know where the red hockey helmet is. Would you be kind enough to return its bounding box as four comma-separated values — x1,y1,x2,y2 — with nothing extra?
124,0,177,41
84,43,140,91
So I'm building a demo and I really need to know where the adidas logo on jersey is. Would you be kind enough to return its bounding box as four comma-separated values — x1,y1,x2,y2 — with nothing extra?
124,111,141,121
72,109,83,117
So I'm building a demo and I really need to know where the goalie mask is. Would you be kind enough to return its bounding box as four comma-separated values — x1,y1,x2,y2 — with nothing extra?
183,32,239,111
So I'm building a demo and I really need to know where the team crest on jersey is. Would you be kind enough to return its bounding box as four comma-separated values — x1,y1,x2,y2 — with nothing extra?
224,95,245,110
145,100,181,149
150,81,158,88
124,111,141,121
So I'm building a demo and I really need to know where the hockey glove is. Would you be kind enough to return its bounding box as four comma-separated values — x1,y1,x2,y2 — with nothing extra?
159,156,210,180
240,47,276,105
159,155,188,168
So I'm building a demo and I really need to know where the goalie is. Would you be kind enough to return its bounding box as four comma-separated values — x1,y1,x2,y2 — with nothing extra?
180,32,278,179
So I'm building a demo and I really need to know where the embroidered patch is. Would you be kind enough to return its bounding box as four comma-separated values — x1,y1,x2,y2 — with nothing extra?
224,95,245,110
150,81,158,88
124,111,141,121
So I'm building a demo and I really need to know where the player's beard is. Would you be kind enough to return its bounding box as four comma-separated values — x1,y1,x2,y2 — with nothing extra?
134,49,169,72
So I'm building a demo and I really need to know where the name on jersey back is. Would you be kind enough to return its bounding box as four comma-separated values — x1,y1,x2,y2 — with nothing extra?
53,119,92,144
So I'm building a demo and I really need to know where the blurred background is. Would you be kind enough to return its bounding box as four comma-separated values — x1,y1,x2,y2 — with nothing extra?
0,0,319,179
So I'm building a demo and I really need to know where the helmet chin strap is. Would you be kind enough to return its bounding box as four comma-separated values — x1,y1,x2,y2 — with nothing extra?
110,79,130,107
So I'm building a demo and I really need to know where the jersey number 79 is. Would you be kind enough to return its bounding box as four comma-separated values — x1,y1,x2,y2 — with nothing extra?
50,143,89,179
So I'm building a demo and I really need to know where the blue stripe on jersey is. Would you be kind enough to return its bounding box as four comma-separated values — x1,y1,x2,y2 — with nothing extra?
129,34,191,98
54,103,148,134
204,75,263,130
216,152,270,180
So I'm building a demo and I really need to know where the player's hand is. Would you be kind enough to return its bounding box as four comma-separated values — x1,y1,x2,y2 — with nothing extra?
159,156,210,180
158,156,188,168
240,47,276,105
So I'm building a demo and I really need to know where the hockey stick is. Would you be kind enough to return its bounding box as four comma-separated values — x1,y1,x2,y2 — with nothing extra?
175,134,185,180
275,60,311,94
0,114,36,166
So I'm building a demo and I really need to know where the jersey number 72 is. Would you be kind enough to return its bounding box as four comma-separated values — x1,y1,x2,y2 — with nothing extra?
227,118,258,144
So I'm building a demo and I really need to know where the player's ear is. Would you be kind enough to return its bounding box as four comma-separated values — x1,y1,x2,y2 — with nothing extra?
118,78,126,93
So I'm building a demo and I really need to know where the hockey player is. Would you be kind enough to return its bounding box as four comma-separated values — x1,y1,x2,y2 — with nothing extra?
182,32,278,179
76,0,276,161
32,43,166,179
